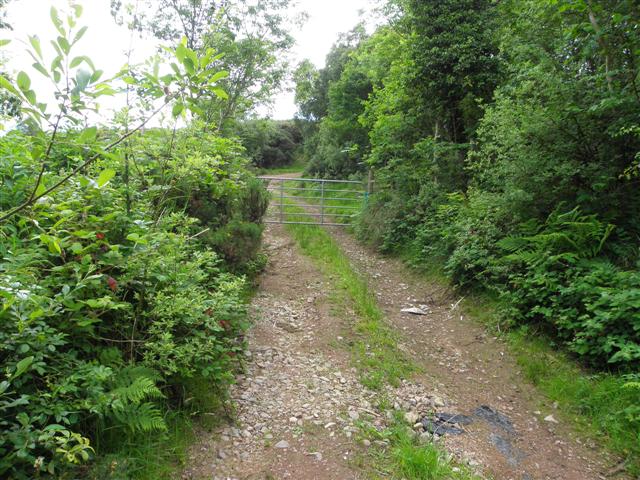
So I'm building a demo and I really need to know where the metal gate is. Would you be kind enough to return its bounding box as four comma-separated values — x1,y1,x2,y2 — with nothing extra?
258,176,367,226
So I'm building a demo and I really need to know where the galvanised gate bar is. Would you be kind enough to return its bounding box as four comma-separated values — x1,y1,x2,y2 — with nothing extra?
258,176,368,226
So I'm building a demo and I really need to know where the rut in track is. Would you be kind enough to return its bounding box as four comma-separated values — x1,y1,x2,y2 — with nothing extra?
182,220,623,480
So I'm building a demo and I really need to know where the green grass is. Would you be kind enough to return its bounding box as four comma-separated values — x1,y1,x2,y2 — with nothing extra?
256,158,307,175
357,414,483,480
284,215,484,478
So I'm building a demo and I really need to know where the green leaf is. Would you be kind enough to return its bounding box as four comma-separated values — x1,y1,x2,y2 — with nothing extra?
74,68,92,93
183,57,195,75
70,55,95,70
79,126,97,143
209,70,229,83
211,87,228,100
34,182,47,198
96,168,116,188
185,48,199,69
57,36,70,55
172,102,185,118
24,90,36,105
50,7,64,34
0,39,10,47
13,356,34,379
32,62,49,78
91,70,103,83
0,75,18,95
16,71,31,91
126,233,148,245
176,43,187,64
28,35,42,58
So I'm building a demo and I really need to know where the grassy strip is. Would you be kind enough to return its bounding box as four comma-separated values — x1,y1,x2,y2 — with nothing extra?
285,217,414,389
284,217,482,479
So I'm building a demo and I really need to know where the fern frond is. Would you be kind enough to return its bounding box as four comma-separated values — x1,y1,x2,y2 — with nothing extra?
112,402,167,433
110,376,164,404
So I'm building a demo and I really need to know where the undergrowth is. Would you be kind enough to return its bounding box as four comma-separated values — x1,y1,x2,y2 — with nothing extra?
508,329,640,474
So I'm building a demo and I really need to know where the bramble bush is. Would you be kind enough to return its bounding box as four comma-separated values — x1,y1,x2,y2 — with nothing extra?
0,7,267,478
500,209,640,368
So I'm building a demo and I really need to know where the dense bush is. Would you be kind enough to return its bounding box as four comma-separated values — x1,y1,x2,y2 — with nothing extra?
0,126,262,477
0,10,267,477
235,119,302,169
300,0,640,372
500,209,640,367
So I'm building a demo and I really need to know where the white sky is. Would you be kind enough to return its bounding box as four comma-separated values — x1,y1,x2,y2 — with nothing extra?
2,0,375,121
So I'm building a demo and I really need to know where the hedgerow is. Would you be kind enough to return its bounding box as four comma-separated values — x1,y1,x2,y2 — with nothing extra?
0,6,266,478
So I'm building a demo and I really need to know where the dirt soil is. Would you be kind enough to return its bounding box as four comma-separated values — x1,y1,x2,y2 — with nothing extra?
183,219,624,480
182,224,373,480
331,228,621,480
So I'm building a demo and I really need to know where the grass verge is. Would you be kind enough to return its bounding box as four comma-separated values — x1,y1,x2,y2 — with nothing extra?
284,216,482,479
508,329,640,473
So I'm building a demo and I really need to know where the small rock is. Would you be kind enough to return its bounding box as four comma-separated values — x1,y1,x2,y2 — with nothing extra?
544,415,559,424
309,451,322,461
348,410,360,421
275,440,290,449
217,450,227,460
362,439,371,447
432,396,445,408
401,307,428,316
404,411,420,425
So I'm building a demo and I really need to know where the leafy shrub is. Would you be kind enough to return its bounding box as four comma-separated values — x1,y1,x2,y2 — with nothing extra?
206,220,264,270
239,176,270,224
0,19,265,477
500,209,640,368
236,119,302,169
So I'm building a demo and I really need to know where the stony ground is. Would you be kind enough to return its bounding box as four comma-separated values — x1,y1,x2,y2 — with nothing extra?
182,221,624,480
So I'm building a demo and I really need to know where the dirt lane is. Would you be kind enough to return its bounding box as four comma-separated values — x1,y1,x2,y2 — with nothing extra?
182,224,373,480
331,228,619,480
183,208,621,480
